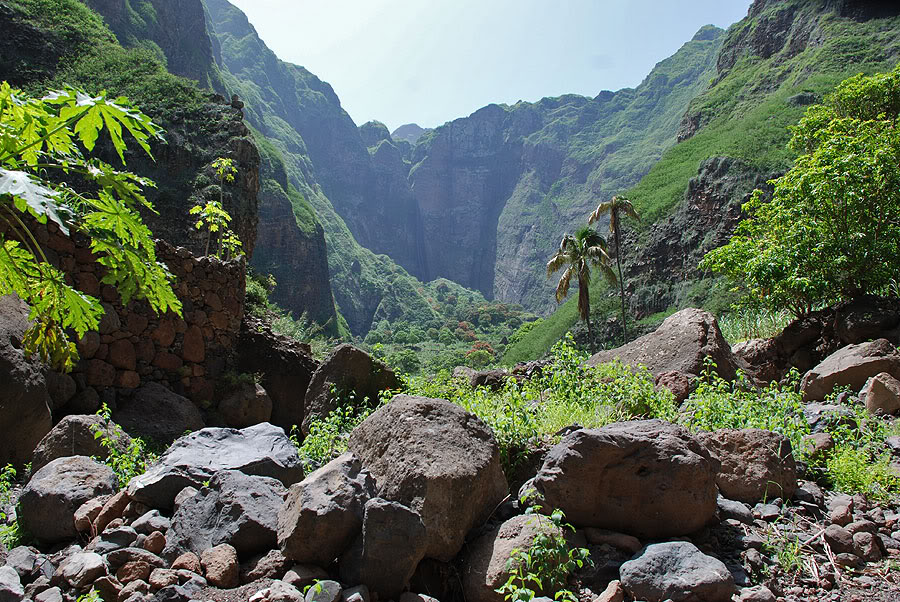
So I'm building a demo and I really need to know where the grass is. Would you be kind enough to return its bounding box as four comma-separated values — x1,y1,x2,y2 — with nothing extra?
718,308,794,344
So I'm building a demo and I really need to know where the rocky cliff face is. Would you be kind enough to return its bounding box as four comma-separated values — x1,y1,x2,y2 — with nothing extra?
83,0,225,92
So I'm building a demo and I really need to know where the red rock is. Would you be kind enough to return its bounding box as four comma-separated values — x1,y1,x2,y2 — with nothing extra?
152,352,182,373
109,339,136,371
182,325,205,363
201,544,239,588
142,531,165,555
171,552,202,575
94,490,131,533
86,359,116,387
152,320,176,347
117,371,141,389
116,561,151,584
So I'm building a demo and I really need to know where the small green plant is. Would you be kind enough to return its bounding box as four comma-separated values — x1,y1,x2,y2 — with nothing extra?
0,464,29,548
496,507,591,602
190,157,242,259
76,589,102,602
824,446,899,503
291,403,375,473
91,404,158,488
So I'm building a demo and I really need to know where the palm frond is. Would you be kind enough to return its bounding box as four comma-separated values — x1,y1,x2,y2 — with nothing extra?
588,201,612,225
555,265,574,303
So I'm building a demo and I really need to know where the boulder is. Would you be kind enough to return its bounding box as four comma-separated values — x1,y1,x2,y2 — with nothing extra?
861,372,900,416
56,552,107,589
338,498,427,600
164,470,287,560
128,423,303,510
200,545,239,589
586,309,739,381
240,550,292,583
695,429,797,503
461,514,563,602
304,580,341,602
533,420,718,538
238,316,319,432
277,453,374,566
18,456,117,544
348,395,508,561
113,383,205,444
800,339,900,401
301,345,400,435
0,294,51,468
0,566,24,602
219,383,273,428
619,542,735,602
31,415,133,473
731,339,780,386
835,295,900,345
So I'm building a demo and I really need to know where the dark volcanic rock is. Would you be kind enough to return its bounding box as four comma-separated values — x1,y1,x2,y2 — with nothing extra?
113,383,205,444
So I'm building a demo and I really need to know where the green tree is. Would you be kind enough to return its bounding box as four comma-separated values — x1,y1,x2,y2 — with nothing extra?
0,82,180,371
190,157,242,259
547,227,616,354
701,64,900,316
589,195,640,343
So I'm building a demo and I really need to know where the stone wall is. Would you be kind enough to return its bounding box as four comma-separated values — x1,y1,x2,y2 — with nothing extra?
24,220,245,408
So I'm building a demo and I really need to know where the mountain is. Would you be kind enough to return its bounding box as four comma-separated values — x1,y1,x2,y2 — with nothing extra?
391,123,426,145
505,0,900,362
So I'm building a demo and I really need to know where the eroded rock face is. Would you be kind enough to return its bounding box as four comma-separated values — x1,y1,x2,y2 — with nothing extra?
277,453,375,567
461,514,563,602
696,429,797,504
800,339,900,401
19,456,117,544
533,420,719,538
619,542,735,602
128,423,303,510
348,395,508,561
301,345,400,435
164,471,287,560
586,309,739,382
0,294,51,469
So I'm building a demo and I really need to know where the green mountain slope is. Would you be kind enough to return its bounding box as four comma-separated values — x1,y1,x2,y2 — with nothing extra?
505,0,900,362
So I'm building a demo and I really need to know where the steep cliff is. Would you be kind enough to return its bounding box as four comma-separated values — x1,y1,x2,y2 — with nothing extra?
204,0,441,335
506,0,900,360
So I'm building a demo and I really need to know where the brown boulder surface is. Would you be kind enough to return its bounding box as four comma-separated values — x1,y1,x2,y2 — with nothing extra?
586,308,739,381
696,428,797,504
348,395,508,561
302,345,400,435
533,420,719,538
861,372,900,416
31,414,132,473
238,316,318,431
800,339,900,401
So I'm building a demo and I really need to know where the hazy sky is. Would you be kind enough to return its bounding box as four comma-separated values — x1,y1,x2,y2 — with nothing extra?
228,1,754,132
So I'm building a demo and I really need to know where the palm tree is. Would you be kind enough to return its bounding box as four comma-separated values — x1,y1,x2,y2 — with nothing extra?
589,195,640,343
547,226,617,354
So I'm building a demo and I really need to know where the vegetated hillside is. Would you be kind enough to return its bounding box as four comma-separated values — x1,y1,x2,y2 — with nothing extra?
505,0,900,364
204,0,461,337
0,0,260,258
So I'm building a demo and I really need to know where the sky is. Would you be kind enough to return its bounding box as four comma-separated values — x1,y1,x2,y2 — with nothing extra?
228,0,754,132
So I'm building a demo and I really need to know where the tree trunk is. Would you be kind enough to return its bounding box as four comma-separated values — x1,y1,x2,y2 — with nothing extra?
614,219,627,344
580,279,595,354
586,312,595,355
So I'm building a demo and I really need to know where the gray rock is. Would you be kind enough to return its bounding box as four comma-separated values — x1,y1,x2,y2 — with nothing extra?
18,456,117,544
717,497,753,525
339,498,427,600
619,541,735,602
0,295,51,469
587,309,739,382
348,395,508,561
533,420,719,538
105,548,166,570
304,580,341,602
803,403,855,433
753,503,781,522
340,585,370,602
151,585,192,602
88,526,138,554
793,480,825,507
131,511,170,536
127,423,303,510
4,547,39,582
696,429,797,503
33,586,62,602
0,566,24,602
801,339,900,401
301,345,400,436
113,383,205,444
56,552,106,589
737,585,776,602
240,550,292,584
257,581,304,602
278,453,374,566
31,415,133,473
164,470,286,560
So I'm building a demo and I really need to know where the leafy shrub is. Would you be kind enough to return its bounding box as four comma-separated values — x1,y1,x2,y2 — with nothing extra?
825,446,898,503
701,64,900,316
91,405,158,488
496,507,591,602
291,402,376,473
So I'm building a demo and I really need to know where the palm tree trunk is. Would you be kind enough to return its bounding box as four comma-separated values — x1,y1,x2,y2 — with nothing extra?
614,219,627,344
587,312,595,354
579,279,595,354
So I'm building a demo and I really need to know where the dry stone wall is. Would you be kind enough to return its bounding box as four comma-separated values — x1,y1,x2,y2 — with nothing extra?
18,219,246,407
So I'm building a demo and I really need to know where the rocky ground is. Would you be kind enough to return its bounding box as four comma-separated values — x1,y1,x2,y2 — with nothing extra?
2,304,900,602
